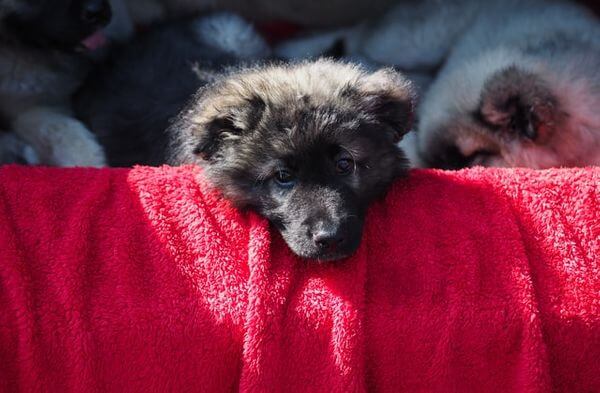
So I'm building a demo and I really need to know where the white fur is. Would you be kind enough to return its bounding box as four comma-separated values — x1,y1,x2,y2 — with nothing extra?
192,12,270,59
275,0,480,70
13,108,106,167
398,131,422,167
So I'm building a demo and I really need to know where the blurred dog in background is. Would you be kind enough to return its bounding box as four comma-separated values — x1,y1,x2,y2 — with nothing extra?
0,0,132,165
415,0,600,169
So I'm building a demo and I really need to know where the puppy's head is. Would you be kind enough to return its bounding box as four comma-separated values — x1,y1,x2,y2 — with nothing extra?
1,0,112,51
171,60,414,261
418,53,580,169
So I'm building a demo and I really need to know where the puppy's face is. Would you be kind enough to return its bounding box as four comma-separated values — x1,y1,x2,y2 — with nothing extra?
419,63,575,169
172,61,414,261
1,0,112,51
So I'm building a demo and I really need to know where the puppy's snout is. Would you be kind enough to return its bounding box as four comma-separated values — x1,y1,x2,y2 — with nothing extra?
80,0,111,26
312,228,346,251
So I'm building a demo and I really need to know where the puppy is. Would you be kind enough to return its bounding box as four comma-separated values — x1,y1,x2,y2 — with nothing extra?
0,0,132,166
415,0,600,168
75,16,415,260
169,60,414,260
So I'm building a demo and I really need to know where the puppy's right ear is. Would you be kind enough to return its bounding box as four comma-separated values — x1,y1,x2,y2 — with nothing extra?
170,93,266,164
354,68,416,143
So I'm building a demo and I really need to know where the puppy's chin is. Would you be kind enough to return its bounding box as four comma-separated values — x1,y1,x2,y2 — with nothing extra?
285,239,361,262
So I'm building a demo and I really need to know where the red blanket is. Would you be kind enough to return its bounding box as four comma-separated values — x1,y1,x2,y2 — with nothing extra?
0,165,598,392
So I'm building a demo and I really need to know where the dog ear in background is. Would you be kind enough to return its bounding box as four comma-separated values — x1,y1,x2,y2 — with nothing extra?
169,92,266,164
350,68,415,143
478,66,564,144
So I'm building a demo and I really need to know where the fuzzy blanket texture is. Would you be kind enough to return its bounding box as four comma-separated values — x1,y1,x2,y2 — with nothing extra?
0,165,598,392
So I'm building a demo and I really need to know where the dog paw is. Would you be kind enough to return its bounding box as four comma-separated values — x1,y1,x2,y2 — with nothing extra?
14,108,107,167
478,66,563,143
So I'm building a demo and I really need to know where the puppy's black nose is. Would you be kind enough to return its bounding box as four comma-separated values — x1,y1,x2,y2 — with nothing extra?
313,229,345,251
80,0,111,26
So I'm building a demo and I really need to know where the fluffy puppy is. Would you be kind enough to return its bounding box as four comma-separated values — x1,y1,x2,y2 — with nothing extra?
0,0,132,166
416,0,600,168
169,60,414,260
75,16,415,260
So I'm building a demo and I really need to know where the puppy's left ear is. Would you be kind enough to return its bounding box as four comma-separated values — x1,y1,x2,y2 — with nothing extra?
356,69,416,143
169,93,266,164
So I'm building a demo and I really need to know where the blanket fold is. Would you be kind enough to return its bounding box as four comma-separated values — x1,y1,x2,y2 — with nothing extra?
0,165,598,392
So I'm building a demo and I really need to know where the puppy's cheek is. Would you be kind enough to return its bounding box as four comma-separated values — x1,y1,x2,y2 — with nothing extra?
279,226,316,259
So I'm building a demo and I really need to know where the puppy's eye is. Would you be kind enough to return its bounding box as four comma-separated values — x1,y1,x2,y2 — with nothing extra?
335,158,354,175
273,169,296,188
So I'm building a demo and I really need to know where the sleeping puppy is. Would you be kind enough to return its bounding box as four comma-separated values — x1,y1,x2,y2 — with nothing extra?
414,0,600,168
0,0,132,166
75,16,415,260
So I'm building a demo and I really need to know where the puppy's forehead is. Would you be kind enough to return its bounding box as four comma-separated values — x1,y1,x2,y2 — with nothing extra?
223,59,380,108
256,98,364,149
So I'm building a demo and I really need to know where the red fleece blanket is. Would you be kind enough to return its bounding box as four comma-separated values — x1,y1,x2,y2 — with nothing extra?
0,165,598,392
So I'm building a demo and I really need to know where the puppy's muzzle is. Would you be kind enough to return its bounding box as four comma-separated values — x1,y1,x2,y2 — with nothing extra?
308,215,362,260
313,229,344,252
